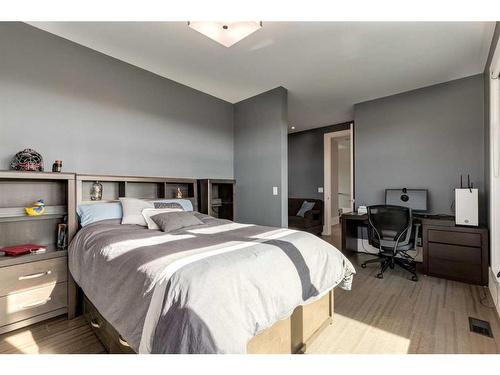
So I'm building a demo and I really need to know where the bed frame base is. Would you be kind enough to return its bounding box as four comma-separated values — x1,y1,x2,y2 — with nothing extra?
83,290,334,354
247,289,334,354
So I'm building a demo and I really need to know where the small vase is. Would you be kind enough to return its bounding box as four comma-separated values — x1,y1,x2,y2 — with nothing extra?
90,181,103,201
176,187,183,199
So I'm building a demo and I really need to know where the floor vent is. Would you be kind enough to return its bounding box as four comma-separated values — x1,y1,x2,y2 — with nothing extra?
469,317,493,338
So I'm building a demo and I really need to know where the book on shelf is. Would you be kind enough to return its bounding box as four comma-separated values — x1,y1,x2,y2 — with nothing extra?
0,244,48,257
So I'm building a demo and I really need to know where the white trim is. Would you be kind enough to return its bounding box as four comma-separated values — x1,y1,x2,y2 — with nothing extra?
490,39,500,276
489,268,500,318
323,125,354,236
489,35,500,316
491,38,500,79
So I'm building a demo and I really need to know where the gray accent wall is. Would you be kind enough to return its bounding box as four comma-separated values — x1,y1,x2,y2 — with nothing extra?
354,74,485,220
288,122,351,200
234,87,288,227
0,22,234,178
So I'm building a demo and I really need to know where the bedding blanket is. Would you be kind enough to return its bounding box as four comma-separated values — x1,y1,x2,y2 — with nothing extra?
69,213,355,354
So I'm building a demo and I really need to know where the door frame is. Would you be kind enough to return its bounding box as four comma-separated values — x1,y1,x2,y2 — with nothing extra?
323,124,354,236
489,35,500,315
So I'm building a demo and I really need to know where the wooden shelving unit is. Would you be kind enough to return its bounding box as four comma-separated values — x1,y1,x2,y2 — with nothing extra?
0,171,76,248
0,170,77,334
198,179,235,220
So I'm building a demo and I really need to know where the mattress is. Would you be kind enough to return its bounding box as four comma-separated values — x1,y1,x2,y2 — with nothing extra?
69,213,355,353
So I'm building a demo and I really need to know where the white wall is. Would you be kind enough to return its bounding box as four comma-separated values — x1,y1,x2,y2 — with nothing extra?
486,23,500,317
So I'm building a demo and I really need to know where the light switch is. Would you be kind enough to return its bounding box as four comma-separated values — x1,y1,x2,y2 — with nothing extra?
318,187,324,193
273,186,279,196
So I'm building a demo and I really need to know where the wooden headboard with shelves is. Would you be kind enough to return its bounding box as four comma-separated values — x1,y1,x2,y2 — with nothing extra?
75,174,198,211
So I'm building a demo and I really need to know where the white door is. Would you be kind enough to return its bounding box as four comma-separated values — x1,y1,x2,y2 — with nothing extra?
336,138,353,215
323,124,354,236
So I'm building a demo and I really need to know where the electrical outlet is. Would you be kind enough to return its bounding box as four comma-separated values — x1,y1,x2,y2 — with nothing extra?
273,186,279,196
318,187,324,193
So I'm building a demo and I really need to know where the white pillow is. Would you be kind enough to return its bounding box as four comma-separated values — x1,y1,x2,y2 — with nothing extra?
142,208,183,230
296,201,316,217
120,198,154,226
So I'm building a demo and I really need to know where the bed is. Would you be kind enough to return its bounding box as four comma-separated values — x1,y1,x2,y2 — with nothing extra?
68,174,355,354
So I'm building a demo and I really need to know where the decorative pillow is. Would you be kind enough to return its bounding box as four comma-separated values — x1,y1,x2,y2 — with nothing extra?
120,198,195,226
142,208,184,230
120,198,154,226
154,199,193,212
151,211,204,233
77,202,122,227
153,202,184,210
296,201,316,217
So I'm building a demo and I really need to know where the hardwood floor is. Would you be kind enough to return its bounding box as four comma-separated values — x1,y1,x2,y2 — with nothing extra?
1,224,499,354
0,314,105,354
309,225,500,354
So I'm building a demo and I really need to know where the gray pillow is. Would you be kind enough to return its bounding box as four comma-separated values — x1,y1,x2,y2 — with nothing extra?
296,201,316,217
151,211,204,233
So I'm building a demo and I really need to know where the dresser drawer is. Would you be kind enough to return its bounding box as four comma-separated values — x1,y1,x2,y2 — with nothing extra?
0,282,67,326
0,257,67,297
428,230,481,247
428,242,481,264
428,258,482,285
83,295,134,354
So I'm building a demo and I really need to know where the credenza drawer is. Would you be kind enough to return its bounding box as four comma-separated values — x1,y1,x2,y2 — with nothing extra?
428,230,481,247
0,282,67,327
428,242,481,264
0,257,67,297
427,258,482,285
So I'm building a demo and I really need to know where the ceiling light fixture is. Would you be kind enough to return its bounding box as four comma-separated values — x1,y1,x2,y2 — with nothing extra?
291,126,296,130
188,22,262,47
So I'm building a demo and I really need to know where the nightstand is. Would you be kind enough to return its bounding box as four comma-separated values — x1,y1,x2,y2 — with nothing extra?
0,171,77,334
0,248,69,335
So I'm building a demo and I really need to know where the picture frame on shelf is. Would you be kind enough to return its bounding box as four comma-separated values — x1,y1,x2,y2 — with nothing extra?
57,223,68,250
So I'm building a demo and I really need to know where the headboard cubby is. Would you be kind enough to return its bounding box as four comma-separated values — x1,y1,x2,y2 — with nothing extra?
76,174,198,210
0,171,76,249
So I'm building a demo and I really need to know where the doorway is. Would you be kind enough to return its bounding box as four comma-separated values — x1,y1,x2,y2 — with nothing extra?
323,125,354,236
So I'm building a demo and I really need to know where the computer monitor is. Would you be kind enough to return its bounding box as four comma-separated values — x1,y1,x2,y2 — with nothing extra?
385,188,428,212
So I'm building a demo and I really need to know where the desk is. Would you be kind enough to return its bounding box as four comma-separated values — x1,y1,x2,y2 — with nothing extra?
340,212,368,253
340,212,489,285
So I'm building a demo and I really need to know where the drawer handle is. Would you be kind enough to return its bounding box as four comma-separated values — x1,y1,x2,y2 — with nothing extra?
18,270,52,280
22,297,51,309
118,335,130,347
90,319,101,329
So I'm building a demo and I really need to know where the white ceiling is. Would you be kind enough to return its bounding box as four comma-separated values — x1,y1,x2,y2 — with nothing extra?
29,22,495,133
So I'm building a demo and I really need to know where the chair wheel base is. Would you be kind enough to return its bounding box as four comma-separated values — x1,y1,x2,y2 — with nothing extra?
376,273,383,279
361,264,367,268
411,275,418,282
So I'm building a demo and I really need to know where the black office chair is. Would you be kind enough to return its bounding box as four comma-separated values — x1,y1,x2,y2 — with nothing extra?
361,205,418,281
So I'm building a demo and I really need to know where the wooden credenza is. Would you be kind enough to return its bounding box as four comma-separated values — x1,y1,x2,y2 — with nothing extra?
422,219,489,285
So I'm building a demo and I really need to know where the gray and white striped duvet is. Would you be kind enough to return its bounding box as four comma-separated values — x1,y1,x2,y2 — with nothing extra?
69,213,355,354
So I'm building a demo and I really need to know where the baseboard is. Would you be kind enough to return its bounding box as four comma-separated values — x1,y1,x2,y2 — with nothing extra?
488,267,500,318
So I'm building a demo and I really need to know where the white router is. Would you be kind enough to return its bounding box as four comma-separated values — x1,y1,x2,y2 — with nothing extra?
455,175,478,226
